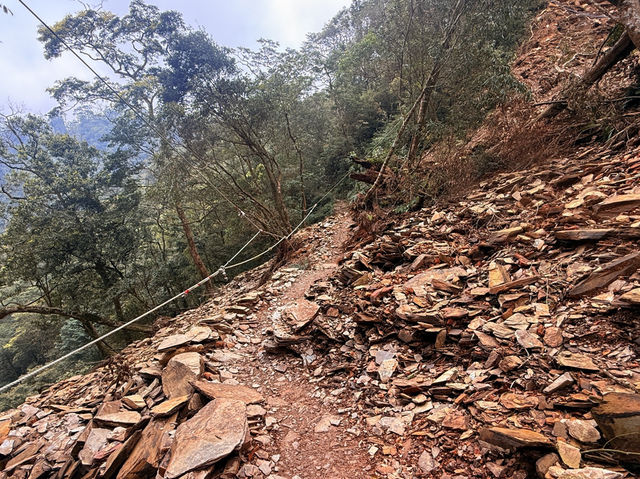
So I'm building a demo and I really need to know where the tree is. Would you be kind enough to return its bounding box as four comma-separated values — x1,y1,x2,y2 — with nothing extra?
0,113,145,356
39,2,230,286
160,35,299,238
309,0,536,204
406,0,467,166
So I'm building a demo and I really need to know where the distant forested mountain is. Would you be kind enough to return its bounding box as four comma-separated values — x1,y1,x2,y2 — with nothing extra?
50,109,114,151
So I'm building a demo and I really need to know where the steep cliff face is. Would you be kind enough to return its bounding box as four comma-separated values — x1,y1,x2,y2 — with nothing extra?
2,2,640,479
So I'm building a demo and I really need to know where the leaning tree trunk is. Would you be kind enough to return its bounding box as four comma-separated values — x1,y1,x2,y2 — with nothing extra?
406,0,467,166
175,201,216,295
363,82,429,206
79,319,114,359
363,0,468,207
540,0,640,120
285,112,307,217
538,30,634,119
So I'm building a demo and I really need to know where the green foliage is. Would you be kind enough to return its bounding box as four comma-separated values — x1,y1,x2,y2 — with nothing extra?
0,0,541,405
160,31,235,104
0,356,95,411
310,0,538,157
62,108,115,150
40,0,183,71
0,115,141,298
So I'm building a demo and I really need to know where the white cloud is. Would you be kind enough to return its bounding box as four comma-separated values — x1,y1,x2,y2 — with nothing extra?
261,0,350,47
0,0,352,114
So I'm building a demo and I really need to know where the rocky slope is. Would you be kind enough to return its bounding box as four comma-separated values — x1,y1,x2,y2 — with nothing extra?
2,1,640,479
2,139,640,479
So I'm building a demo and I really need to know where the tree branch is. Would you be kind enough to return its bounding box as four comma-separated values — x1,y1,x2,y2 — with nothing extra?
0,305,152,333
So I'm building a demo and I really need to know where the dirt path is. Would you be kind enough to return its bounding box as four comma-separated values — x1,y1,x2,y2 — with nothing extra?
228,207,378,479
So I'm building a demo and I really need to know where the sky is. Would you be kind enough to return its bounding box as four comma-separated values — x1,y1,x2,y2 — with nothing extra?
0,0,351,114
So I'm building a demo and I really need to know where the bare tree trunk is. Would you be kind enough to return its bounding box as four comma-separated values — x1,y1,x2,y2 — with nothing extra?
399,0,416,98
252,148,291,236
538,30,634,119
228,123,293,236
284,113,307,217
175,201,215,296
80,320,114,359
271,175,291,235
362,0,469,205
113,296,125,323
363,84,428,205
406,0,466,165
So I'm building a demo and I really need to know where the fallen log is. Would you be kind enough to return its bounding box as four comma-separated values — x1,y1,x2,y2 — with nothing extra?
555,227,640,241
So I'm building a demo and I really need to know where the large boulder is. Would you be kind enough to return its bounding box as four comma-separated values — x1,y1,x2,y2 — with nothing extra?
162,352,203,398
164,398,248,479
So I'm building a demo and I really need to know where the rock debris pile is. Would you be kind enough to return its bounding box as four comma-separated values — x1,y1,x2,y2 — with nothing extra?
0,301,272,479
1,149,640,479
289,147,640,478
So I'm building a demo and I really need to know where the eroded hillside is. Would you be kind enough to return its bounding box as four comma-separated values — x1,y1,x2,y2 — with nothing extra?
1,1,640,479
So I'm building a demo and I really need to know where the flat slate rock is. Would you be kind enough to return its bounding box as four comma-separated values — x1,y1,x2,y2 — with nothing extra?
557,467,623,479
209,350,244,363
185,326,211,343
543,372,575,394
78,427,111,466
479,426,553,449
404,267,467,293
164,398,248,479
117,414,178,479
557,440,581,469
122,395,146,410
94,401,142,428
138,365,162,378
555,229,614,241
568,252,640,298
162,352,203,398
594,193,640,215
515,329,544,349
157,334,191,351
151,395,190,417
620,287,640,304
236,292,260,304
192,380,264,404
4,442,41,472
103,430,141,479
283,299,320,331
556,351,599,372
566,419,600,443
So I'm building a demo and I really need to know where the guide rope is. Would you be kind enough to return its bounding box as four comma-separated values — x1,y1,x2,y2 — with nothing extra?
0,172,350,393
2,1,353,394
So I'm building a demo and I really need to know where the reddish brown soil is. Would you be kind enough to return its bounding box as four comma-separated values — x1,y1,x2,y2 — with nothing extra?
230,206,378,479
